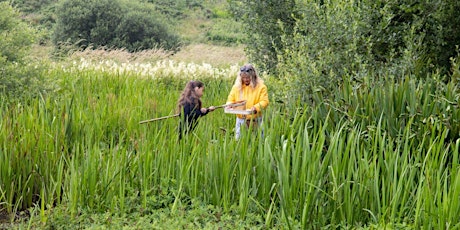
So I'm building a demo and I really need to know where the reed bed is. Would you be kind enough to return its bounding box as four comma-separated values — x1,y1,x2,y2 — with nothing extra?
1,63,459,228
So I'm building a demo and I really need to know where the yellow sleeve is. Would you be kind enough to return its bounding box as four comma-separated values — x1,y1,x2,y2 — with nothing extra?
254,84,269,112
226,86,239,104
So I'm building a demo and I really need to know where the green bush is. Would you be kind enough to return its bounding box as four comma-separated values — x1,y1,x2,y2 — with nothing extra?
425,0,460,76
52,0,180,51
363,0,460,76
0,2,49,99
0,2,36,63
113,2,180,51
228,0,299,74
0,0,57,13
233,0,460,104
275,1,377,104
0,63,51,100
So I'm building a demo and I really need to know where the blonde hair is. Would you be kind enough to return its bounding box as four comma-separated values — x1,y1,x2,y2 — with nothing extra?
233,64,263,90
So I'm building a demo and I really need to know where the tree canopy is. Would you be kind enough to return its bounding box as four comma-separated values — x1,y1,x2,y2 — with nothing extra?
52,0,180,51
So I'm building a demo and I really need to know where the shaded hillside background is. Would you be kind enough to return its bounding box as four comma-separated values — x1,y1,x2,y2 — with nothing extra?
4,0,244,46
1,0,248,98
2,0,246,67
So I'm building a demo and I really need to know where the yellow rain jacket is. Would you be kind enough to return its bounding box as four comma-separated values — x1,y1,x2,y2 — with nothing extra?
226,83,269,119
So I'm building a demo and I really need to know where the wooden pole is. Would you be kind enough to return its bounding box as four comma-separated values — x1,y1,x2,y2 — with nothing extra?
138,100,246,124
139,113,179,124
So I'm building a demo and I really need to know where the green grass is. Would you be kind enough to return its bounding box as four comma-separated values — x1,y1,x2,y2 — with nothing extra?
1,62,460,229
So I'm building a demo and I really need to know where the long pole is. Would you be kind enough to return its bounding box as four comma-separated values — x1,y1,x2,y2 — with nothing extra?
138,100,246,124
139,113,179,124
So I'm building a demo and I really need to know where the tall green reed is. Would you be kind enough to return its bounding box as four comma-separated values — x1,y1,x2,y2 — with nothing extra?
1,66,459,229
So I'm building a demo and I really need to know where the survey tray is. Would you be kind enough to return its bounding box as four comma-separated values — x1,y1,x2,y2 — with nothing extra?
224,108,253,115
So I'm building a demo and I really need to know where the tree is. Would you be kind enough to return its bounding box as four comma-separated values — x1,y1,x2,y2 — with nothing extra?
232,0,460,105
113,1,180,51
228,0,300,74
428,0,460,75
53,0,180,51
0,2,47,99
0,2,36,64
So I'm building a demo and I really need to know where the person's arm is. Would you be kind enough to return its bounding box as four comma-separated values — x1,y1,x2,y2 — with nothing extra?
252,85,269,113
185,102,214,118
182,102,206,122
199,107,210,116
202,106,215,113
188,104,210,120
226,86,238,108
180,102,208,134
226,86,238,104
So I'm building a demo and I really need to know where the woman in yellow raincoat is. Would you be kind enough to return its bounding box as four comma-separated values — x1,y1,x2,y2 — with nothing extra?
226,64,269,139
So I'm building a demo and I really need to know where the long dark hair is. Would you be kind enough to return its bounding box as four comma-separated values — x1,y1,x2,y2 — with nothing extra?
176,80,204,113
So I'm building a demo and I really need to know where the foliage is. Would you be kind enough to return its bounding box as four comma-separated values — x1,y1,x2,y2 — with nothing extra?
142,0,202,19
0,0,57,40
0,0,56,28
205,18,245,45
228,0,300,74
52,0,180,52
0,2,36,63
2,0,460,228
0,63,53,100
275,0,426,103
232,0,460,103
0,0,57,13
11,198,266,229
143,0,245,45
363,0,460,76
276,0,375,104
3,0,241,48
113,2,181,51
2,61,460,228
425,0,460,75
0,2,51,99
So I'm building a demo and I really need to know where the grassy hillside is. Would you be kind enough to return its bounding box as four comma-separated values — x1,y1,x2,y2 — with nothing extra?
15,0,247,67
5,0,244,46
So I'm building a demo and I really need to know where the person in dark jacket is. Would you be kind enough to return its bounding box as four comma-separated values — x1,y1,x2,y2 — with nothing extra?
177,80,215,140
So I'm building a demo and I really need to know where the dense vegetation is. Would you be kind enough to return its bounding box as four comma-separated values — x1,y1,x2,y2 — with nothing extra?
52,0,180,51
0,2,49,99
1,61,460,229
1,0,460,229
230,0,460,104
